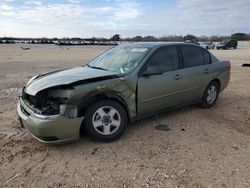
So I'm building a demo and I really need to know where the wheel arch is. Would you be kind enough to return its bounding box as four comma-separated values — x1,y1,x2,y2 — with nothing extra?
78,91,130,135
210,78,221,91
77,91,130,119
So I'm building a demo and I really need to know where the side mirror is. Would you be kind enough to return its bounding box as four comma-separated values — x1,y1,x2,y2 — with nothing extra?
141,66,163,77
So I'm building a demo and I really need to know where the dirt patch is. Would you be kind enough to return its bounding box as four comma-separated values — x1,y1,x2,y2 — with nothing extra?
0,45,250,187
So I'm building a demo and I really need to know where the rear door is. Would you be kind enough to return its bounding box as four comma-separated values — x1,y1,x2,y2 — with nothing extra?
137,46,182,114
177,45,213,104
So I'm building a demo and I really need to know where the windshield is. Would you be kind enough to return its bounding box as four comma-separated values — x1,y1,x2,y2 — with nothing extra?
221,40,229,44
88,45,151,74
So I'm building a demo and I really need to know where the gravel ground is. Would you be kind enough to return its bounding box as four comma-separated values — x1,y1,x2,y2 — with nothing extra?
0,44,249,188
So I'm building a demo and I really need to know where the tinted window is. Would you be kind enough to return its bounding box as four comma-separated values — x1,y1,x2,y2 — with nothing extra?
202,49,211,64
147,46,179,72
181,46,203,68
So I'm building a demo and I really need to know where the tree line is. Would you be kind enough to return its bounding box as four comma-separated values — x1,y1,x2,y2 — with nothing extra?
112,33,250,42
1,33,249,43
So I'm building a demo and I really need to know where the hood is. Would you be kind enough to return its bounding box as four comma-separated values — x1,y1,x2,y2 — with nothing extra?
25,66,117,96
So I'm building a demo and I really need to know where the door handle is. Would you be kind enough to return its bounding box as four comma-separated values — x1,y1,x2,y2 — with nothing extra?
175,74,182,80
204,69,209,73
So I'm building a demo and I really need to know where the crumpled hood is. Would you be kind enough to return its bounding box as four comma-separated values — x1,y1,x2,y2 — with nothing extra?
25,66,117,96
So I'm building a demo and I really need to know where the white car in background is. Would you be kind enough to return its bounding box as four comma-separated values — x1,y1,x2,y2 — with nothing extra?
199,42,215,49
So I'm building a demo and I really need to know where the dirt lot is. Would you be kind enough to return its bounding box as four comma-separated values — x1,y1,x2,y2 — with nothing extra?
0,44,249,188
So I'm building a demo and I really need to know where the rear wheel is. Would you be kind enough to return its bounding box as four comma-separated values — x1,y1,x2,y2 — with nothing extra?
201,81,219,108
84,99,128,141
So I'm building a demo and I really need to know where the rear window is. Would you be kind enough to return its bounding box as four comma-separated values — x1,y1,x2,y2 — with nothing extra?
202,49,211,64
181,46,204,68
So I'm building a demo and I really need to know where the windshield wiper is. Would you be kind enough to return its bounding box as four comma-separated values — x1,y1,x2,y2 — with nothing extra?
87,64,108,71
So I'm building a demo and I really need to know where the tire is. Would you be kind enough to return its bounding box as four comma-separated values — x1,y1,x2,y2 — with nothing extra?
84,99,128,141
234,46,237,49
201,81,219,108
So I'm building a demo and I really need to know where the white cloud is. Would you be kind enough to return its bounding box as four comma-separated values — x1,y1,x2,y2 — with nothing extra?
0,0,249,37
0,4,14,10
0,1,131,37
68,0,81,4
135,0,250,36
85,6,113,14
2,0,15,2
113,2,140,20
0,1,140,25
0,0,15,3
17,4,84,23
24,0,42,6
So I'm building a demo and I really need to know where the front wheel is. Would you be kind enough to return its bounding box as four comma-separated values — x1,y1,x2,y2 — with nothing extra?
84,99,128,141
201,81,219,108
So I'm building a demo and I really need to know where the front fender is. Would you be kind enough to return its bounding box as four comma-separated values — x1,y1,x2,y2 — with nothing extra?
67,78,137,118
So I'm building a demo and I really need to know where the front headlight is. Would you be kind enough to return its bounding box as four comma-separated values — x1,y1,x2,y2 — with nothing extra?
35,96,68,116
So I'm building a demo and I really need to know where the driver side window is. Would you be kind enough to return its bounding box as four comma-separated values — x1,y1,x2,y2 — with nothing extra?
147,46,179,72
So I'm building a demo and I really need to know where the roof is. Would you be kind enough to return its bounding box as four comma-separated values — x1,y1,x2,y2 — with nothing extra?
121,42,198,48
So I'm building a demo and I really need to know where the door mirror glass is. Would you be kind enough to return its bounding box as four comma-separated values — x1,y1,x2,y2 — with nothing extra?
141,66,163,76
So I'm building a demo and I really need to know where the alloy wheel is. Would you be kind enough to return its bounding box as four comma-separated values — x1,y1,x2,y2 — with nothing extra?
92,106,121,135
206,85,217,104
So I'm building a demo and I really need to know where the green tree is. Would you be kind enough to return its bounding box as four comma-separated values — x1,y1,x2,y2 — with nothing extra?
110,34,120,41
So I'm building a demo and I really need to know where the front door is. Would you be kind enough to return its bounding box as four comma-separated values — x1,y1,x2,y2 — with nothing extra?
137,46,182,114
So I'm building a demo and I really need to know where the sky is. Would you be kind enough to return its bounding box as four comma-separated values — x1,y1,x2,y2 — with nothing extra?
0,0,249,38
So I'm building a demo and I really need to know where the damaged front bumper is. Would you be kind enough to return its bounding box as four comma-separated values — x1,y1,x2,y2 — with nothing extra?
17,97,84,144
